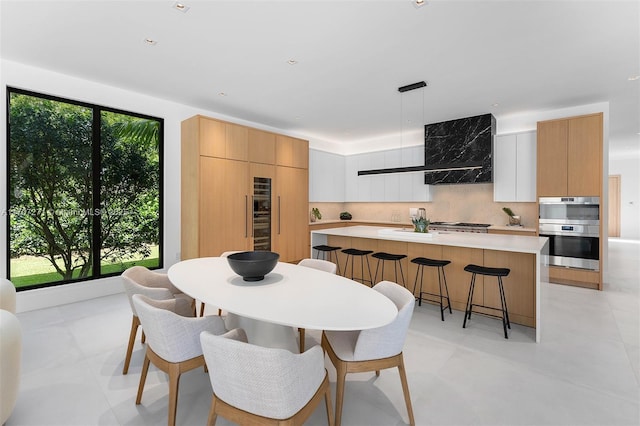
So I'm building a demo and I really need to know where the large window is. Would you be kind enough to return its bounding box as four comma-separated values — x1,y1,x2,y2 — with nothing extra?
6,88,163,290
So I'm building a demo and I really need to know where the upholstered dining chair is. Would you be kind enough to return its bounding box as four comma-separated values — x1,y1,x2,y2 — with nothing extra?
200,328,334,426
321,280,416,426
121,266,194,374
298,258,338,274
297,258,338,352
198,250,243,317
132,294,227,426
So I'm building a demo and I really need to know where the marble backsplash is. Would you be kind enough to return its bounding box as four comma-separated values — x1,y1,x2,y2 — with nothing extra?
309,183,537,228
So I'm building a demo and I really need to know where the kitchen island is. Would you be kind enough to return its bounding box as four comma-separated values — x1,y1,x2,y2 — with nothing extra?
311,225,549,342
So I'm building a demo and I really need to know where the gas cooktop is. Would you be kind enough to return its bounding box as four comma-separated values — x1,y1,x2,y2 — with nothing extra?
429,222,491,233
430,222,491,227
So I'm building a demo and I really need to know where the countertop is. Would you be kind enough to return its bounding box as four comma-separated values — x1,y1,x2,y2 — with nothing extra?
311,225,548,254
309,219,536,233
310,219,412,226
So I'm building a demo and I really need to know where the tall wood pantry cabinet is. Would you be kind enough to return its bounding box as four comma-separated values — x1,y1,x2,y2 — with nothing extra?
181,115,309,263
537,113,603,197
536,112,604,289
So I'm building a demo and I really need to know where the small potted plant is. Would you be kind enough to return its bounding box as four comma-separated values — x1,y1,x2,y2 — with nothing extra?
502,207,521,226
412,216,430,233
310,207,322,222
339,211,352,220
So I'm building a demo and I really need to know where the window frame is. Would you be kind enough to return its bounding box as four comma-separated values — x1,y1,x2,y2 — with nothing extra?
5,87,164,291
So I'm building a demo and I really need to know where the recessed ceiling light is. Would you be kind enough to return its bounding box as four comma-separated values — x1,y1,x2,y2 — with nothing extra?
287,59,298,65
413,0,426,8
218,92,227,97
143,38,157,46
628,75,640,81
173,2,190,13
491,103,499,107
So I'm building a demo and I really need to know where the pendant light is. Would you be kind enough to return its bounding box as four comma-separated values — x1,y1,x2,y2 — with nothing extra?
357,81,483,176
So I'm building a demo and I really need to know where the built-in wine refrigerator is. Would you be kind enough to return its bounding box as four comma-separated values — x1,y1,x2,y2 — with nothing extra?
252,177,272,251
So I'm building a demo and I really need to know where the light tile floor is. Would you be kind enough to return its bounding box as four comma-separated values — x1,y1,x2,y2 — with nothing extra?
7,240,639,425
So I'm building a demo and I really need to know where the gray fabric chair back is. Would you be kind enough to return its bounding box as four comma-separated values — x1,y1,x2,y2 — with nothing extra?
353,280,415,361
200,328,326,420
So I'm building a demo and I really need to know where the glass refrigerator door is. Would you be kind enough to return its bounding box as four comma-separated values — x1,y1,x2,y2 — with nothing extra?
253,177,272,251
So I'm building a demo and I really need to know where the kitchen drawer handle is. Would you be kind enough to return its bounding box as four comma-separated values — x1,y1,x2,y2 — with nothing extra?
278,196,281,235
245,195,248,238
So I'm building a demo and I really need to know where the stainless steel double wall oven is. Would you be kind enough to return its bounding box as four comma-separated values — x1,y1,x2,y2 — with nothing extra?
538,197,600,271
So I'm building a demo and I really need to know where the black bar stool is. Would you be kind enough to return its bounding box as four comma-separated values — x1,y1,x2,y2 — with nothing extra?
410,257,452,321
462,264,511,338
372,252,407,287
312,245,341,274
341,248,373,286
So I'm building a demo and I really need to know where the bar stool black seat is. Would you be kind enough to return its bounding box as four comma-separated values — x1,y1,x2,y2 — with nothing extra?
312,245,341,274
372,252,407,287
462,264,511,338
341,248,374,286
410,257,452,321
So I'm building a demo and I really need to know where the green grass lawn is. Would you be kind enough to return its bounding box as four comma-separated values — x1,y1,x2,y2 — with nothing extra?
10,246,160,288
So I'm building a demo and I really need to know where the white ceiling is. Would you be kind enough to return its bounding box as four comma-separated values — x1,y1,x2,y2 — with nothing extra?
1,0,639,157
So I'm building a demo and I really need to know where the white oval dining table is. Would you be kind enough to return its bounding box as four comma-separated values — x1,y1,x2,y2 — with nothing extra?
168,257,398,352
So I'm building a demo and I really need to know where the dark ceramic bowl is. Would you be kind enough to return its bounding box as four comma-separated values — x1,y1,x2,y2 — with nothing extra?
226,251,280,281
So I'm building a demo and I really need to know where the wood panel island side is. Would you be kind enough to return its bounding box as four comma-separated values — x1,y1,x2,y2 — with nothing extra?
311,226,549,342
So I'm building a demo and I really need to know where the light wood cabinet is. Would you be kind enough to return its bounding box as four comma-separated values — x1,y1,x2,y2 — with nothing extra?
181,115,309,263
537,113,603,197
248,129,275,164
199,157,250,257
276,135,309,168
567,114,602,196
275,166,309,262
197,116,248,161
536,119,568,196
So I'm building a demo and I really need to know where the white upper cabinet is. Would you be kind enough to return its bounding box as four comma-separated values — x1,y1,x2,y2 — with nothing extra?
494,131,536,202
309,149,345,202
344,155,358,201
310,146,433,203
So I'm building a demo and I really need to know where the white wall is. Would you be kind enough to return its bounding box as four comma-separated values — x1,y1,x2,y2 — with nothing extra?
0,59,328,312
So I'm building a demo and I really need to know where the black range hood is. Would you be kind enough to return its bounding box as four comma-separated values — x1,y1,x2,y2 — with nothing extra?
423,113,495,185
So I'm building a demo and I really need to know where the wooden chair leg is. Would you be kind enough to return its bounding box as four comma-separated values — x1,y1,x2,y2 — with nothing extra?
123,315,140,374
397,355,415,426
199,302,205,317
136,354,151,404
334,363,347,426
167,364,181,426
207,394,218,426
325,385,335,426
299,328,305,353
141,330,146,344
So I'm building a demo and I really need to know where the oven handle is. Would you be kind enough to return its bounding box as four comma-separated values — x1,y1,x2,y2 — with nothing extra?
539,232,600,238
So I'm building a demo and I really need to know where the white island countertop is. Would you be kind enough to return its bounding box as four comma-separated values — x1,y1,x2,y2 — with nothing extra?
312,225,548,254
